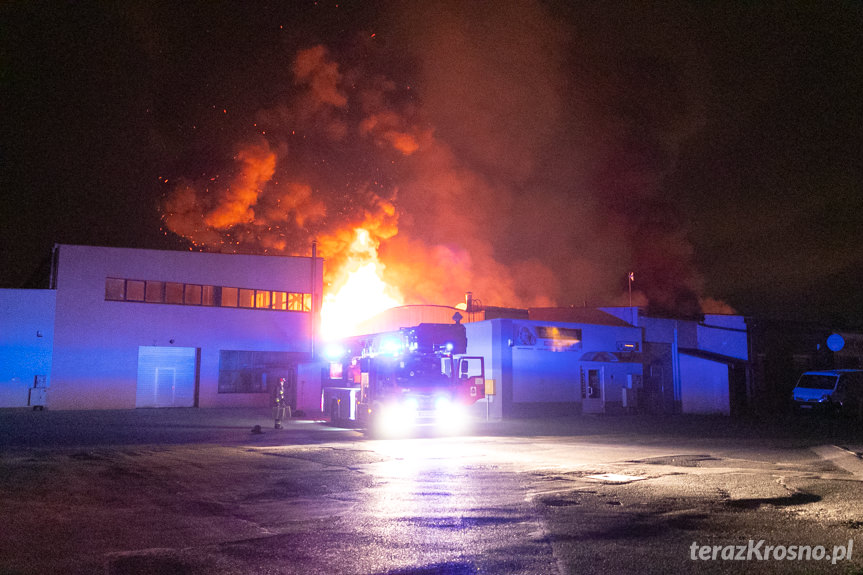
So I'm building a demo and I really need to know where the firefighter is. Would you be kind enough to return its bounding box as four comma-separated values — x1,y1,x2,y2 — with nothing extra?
272,377,291,429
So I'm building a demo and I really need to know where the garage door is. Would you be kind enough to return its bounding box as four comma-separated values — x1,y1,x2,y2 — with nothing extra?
136,346,197,408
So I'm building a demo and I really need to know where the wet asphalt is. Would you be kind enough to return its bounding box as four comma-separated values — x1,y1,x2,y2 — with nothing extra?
1,406,862,450
3,408,863,574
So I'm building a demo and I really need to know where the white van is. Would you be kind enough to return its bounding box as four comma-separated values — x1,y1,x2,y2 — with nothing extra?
792,369,863,414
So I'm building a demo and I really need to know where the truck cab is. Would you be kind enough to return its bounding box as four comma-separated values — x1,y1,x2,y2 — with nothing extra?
321,322,485,435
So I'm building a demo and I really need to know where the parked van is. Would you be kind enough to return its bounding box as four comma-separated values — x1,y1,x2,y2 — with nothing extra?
792,369,863,415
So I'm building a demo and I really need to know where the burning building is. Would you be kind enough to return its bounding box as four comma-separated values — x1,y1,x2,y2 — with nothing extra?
1,244,745,417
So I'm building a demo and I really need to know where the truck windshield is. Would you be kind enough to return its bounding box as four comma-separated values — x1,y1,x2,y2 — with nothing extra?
796,374,838,390
396,355,449,386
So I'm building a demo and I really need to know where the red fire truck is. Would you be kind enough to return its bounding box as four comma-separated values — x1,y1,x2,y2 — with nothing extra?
321,322,485,435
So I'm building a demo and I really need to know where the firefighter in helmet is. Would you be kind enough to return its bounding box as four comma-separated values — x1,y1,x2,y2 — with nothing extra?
272,377,291,429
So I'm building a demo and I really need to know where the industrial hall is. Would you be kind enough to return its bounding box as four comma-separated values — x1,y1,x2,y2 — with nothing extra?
0,244,323,412
3,245,751,417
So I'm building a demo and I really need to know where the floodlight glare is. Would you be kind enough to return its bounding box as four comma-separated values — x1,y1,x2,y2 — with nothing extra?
323,343,346,360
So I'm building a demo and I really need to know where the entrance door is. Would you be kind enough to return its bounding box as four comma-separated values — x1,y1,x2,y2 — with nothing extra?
136,346,198,407
276,367,298,411
581,366,604,414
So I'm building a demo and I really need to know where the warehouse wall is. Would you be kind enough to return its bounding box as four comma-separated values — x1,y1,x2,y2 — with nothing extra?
49,245,322,410
0,289,55,408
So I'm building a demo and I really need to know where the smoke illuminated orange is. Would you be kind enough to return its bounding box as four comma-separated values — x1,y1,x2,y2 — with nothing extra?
158,41,725,342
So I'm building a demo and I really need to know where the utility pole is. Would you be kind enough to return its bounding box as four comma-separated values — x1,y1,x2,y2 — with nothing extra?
311,240,317,360
628,272,634,324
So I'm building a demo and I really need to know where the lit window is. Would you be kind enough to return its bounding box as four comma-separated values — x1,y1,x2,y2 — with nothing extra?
221,287,238,307
239,289,254,308
105,279,300,311
288,292,304,311
183,284,201,305
255,290,271,309
166,282,184,304
272,291,287,310
145,281,164,303
105,278,125,301
126,280,145,301
202,285,215,306
303,293,312,312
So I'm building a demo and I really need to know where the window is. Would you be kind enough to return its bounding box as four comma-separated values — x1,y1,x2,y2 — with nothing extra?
145,281,164,303
183,284,202,305
238,288,254,308
126,280,145,301
218,350,296,393
586,369,602,399
255,290,271,309
796,374,838,390
288,292,305,311
105,278,125,301
221,287,238,307
202,285,215,306
535,326,582,341
103,277,309,313
166,282,184,304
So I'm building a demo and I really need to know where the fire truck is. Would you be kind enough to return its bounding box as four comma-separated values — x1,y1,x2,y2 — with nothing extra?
321,322,485,435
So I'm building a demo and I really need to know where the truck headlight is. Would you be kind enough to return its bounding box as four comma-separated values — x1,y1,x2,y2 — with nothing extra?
434,396,452,412
376,399,418,437
434,396,468,432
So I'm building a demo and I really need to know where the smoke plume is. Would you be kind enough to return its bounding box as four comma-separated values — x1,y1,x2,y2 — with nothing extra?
161,1,723,317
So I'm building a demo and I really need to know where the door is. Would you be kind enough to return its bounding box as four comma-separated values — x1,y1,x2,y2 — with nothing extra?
278,368,298,411
136,346,198,407
581,366,604,414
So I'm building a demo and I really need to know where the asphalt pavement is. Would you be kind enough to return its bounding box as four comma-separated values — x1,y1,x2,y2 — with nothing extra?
3,407,863,574
1,406,862,450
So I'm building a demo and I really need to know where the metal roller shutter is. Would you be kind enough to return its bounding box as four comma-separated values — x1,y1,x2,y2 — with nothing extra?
136,346,197,408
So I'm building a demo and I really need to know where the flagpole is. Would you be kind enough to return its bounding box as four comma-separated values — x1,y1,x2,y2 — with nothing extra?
628,272,634,324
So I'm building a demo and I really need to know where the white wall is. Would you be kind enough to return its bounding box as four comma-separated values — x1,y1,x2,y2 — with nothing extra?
680,354,730,415
467,319,643,416
0,289,55,407
697,315,748,360
50,245,322,410
510,320,642,405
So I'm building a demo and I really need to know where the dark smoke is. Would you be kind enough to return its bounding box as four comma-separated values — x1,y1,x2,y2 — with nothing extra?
161,1,724,315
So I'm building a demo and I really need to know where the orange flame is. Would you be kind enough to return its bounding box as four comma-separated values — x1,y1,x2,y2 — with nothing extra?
320,228,403,340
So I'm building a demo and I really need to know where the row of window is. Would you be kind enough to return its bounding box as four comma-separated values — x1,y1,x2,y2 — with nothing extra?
105,277,311,312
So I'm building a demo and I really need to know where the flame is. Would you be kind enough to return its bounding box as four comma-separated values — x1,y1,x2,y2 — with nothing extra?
159,40,729,342
319,228,403,340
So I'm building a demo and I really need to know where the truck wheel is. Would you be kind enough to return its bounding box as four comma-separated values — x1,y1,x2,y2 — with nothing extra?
363,405,381,438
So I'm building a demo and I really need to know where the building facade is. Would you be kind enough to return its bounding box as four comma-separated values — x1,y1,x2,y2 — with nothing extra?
602,308,750,416
1,244,323,411
466,316,643,419
345,304,645,419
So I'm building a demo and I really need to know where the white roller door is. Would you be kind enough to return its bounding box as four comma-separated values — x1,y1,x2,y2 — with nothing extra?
136,346,197,408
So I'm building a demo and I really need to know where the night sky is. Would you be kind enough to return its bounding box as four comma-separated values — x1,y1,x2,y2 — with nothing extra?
2,1,862,326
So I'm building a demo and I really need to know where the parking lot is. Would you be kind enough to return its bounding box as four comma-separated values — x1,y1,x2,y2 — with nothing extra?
3,408,863,574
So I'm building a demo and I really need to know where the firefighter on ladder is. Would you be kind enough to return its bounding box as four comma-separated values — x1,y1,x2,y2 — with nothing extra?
272,377,291,429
